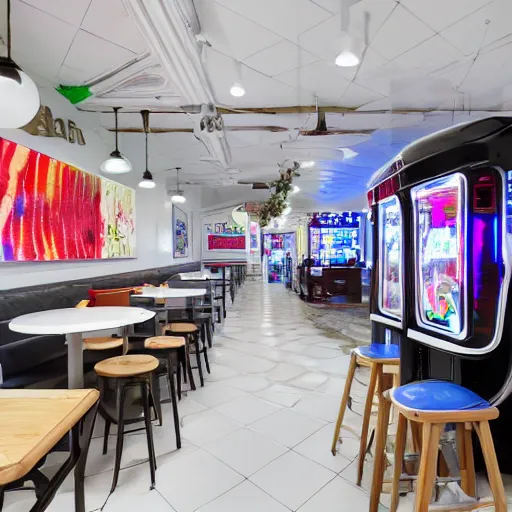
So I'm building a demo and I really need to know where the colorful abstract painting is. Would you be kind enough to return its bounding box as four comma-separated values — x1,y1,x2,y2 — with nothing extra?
0,137,136,261
173,205,188,258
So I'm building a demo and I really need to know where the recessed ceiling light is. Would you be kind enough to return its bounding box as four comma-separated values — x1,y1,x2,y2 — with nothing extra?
300,161,315,168
291,185,300,194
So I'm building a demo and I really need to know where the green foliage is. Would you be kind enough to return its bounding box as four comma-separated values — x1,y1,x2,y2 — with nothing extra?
258,168,300,228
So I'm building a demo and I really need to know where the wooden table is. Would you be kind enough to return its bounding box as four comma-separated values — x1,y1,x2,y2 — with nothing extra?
9,307,156,389
0,389,99,512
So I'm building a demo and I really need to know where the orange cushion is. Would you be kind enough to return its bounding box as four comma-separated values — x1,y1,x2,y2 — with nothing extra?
91,290,131,307
88,287,135,306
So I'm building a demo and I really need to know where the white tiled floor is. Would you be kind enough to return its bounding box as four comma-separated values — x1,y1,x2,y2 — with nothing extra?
15,280,511,511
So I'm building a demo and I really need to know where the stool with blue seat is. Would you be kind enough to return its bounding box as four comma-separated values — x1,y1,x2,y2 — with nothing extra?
370,380,507,512
331,342,400,486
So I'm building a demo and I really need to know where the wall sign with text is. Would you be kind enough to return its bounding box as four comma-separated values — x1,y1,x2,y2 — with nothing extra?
207,234,246,251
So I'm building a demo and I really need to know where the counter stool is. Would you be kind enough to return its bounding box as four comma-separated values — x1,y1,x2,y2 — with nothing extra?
83,336,125,352
372,380,507,512
144,336,185,448
163,322,209,388
94,355,159,493
331,343,400,486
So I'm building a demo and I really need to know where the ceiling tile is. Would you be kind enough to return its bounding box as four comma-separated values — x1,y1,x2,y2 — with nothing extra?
299,0,396,63
18,0,92,26
338,82,383,107
441,0,512,56
401,0,494,32
81,0,147,54
243,40,319,77
391,35,465,76
309,0,339,14
275,60,350,104
61,30,136,84
204,48,302,107
213,0,333,41
11,0,77,82
369,4,434,61
195,0,281,61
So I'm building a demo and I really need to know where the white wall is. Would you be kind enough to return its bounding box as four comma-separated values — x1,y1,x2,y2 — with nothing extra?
0,86,200,290
200,206,249,262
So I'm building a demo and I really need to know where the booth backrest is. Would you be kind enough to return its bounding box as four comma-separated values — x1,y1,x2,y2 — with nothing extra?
0,261,200,322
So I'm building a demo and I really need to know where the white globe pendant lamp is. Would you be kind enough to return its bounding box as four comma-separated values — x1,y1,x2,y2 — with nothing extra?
100,107,132,174
170,167,186,203
138,110,156,189
0,0,40,128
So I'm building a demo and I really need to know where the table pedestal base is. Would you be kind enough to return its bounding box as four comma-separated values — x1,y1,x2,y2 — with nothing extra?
67,333,84,389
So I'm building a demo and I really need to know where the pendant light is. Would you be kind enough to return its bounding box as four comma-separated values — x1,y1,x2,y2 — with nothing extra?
230,60,245,97
335,0,360,68
171,167,186,203
138,110,155,189
0,0,40,128
100,107,132,174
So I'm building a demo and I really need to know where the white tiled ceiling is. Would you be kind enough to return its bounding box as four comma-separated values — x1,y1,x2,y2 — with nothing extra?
213,0,333,41
401,0,494,32
9,0,512,209
369,4,433,61
244,40,319,78
60,30,136,84
8,0,147,86
195,0,282,62
81,0,148,54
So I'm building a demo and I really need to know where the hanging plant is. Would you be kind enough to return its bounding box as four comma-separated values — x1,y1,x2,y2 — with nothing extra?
258,165,300,227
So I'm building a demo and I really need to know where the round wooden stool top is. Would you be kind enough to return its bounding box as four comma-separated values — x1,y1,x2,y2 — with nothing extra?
162,322,198,334
83,336,124,351
94,355,159,378
145,336,185,350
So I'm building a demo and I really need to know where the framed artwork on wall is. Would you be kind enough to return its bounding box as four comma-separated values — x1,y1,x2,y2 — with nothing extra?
173,205,189,258
0,137,136,262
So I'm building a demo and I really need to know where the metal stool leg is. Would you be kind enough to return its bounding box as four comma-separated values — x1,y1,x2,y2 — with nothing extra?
167,353,181,449
103,419,111,455
141,382,157,490
110,381,127,493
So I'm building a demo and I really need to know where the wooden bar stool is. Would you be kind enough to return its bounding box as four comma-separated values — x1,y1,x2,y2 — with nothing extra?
163,322,209,388
94,355,159,493
372,380,507,512
331,343,400,486
143,336,185,448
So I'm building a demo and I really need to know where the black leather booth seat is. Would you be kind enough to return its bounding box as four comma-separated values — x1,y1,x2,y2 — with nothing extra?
0,261,200,388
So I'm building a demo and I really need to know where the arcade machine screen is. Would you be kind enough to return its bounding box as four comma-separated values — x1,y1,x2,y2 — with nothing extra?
379,196,402,319
309,213,361,267
412,174,465,336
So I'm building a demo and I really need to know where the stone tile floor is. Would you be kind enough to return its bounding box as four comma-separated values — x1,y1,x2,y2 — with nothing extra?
4,281,512,511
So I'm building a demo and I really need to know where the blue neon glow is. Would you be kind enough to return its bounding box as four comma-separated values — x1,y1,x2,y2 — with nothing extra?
494,215,498,263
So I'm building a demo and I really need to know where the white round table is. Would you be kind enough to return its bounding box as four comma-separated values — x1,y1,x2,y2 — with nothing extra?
138,288,207,298
9,307,155,389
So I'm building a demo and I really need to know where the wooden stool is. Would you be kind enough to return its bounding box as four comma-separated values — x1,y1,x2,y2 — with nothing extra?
371,380,507,512
83,336,124,351
144,336,185,448
331,343,400,486
163,322,209,388
94,355,159,493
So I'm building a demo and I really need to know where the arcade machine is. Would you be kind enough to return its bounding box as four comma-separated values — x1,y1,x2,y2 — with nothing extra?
309,212,362,267
367,116,512,471
304,212,364,302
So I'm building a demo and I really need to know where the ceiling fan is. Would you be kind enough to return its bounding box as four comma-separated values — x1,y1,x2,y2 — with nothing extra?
237,160,300,189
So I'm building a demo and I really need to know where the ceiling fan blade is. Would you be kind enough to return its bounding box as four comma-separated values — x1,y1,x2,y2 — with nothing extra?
299,128,375,136
225,125,288,132
109,127,194,133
